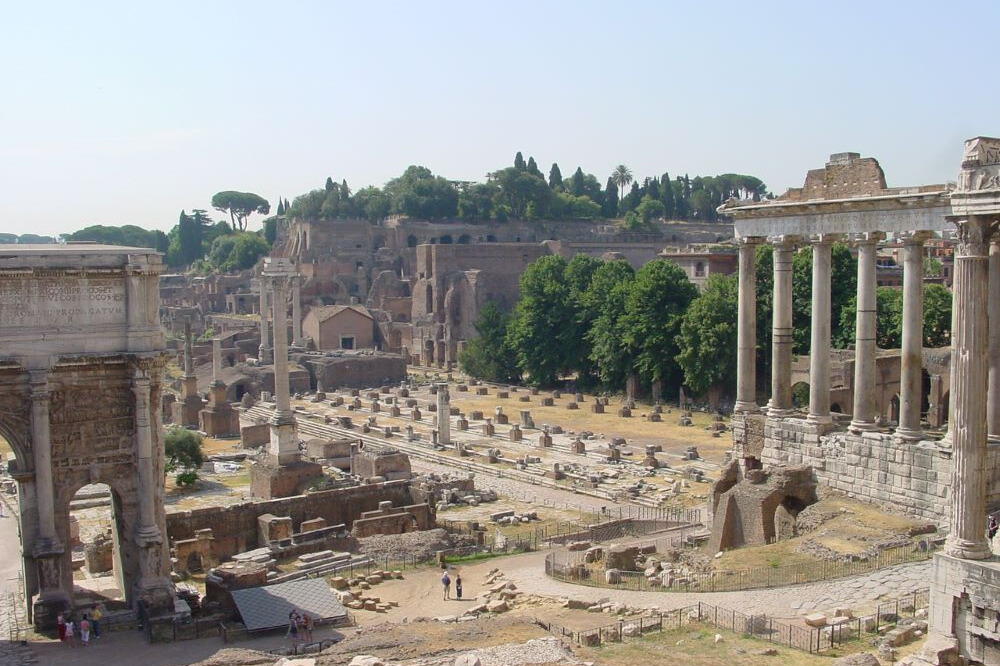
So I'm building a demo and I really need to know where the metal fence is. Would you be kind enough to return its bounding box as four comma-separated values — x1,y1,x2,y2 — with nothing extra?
545,541,934,593
539,589,929,654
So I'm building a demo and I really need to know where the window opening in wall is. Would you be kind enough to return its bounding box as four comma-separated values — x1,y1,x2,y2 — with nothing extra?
340,336,355,350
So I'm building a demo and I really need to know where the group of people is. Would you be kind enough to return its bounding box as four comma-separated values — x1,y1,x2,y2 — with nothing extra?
56,605,102,647
441,569,462,600
286,609,314,642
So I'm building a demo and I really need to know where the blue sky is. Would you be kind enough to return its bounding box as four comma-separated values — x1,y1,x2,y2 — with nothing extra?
1,0,996,237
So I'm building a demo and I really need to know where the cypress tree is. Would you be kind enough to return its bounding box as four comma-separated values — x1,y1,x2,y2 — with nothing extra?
602,178,618,218
514,151,526,171
548,163,563,190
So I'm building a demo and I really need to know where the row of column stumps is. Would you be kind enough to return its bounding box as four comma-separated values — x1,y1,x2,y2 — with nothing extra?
734,232,935,434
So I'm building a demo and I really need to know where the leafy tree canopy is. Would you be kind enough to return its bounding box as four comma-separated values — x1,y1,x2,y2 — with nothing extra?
211,191,270,231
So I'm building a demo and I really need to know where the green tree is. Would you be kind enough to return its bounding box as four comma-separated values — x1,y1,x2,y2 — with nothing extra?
354,186,391,221
620,259,697,393
611,165,633,202
458,302,520,382
164,426,205,485
384,166,459,219
676,274,739,396
211,191,270,231
263,217,278,245
167,210,206,267
276,199,285,216
602,178,619,218
208,232,270,272
506,255,574,386
514,151,526,171
837,284,952,349
493,167,550,219
548,163,563,190
584,261,636,388
526,156,542,178
635,195,665,223
660,172,675,218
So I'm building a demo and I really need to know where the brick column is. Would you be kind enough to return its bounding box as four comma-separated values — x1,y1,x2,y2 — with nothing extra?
943,215,995,560
767,236,796,417
735,237,763,413
850,232,883,431
807,236,834,425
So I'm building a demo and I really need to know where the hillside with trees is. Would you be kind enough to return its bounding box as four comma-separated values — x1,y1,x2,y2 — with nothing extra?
287,152,770,224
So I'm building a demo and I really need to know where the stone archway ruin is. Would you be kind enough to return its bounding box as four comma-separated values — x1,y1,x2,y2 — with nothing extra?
0,245,174,629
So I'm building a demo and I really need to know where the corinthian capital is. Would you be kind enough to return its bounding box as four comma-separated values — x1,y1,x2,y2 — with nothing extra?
953,215,999,257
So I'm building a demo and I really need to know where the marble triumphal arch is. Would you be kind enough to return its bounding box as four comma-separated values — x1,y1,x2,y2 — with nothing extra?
0,245,174,628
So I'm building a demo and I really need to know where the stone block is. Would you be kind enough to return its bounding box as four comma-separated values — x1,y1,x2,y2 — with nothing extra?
804,613,827,627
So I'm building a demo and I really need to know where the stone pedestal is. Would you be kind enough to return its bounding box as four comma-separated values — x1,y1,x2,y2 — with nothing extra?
249,458,323,500
200,382,240,437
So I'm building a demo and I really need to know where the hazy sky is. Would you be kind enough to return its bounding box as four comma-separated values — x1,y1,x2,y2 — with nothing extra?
2,1,996,238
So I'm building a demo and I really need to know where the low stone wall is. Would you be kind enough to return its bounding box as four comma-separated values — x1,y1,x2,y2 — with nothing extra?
166,479,422,560
748,415,1000,523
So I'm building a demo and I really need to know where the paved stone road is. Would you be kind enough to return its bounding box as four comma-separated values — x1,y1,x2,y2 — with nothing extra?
499,549,931,618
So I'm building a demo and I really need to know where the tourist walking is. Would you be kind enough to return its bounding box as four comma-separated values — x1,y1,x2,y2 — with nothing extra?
301,613,313,641
455,573,463,600
90,604,102,638
64,618,76,648
286,610,300,641
79,615,91,646
56,613,66,642
441,570,451,600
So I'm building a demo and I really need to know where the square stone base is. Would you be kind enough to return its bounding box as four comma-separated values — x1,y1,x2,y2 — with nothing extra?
250,460,324,500
924,552,1000,665
199,406,240,438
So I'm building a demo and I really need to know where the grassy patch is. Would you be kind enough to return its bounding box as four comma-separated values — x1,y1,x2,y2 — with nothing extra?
574,621,878,666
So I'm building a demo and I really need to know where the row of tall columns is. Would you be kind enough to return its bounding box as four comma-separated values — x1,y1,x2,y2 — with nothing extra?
738,232,929,433
944,215,997,561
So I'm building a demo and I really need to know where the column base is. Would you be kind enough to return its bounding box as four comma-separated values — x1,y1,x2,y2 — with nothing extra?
733,401,761,414
258,347,273,365
32,593,70,631
806,413,832,426
894,427,926,442
765,405,795,419
943,535,993,561
849,419,879,433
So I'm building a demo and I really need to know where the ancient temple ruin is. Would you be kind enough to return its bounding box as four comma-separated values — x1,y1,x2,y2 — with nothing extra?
0,244,175,628
724,139,1000,666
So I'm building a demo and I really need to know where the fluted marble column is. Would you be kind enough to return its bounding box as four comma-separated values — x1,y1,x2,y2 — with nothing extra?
768,237,796,416
897,232,932,440
808,236,834,425
944,215,995,560
851,233,883,430
735,237,763,413
989,240,1000,439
